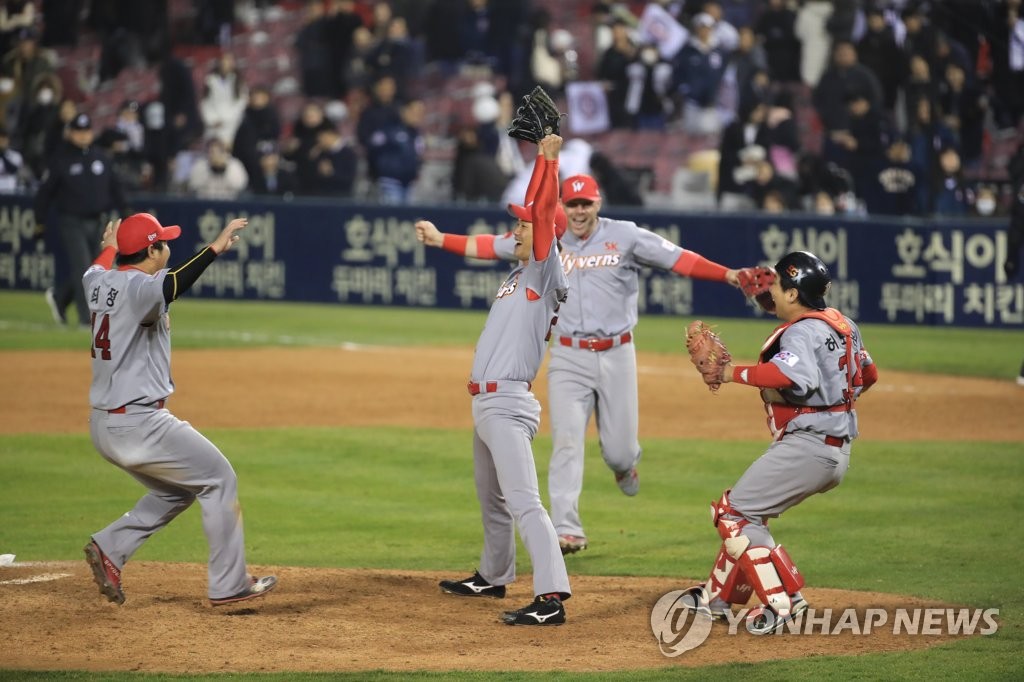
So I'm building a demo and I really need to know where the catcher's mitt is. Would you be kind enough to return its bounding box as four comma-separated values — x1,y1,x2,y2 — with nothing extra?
507,86,565,143
736,266,777,313
685,320,732,393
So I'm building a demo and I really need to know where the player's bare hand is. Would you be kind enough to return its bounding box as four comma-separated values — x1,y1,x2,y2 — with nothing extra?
539,134,563,160
414,220,443,248
724,268,741,287
212,218,248,254
101,218,120,251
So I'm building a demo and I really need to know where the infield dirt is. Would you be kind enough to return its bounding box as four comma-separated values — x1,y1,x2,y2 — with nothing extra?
1,346,1017,673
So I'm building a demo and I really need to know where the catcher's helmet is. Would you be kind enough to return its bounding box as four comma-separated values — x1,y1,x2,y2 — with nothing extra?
775,251,831,310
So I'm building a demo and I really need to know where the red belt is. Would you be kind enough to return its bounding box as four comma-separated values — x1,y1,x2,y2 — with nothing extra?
558,332,632,352
782,432,845,448
467,381,531,396
108,399,165,414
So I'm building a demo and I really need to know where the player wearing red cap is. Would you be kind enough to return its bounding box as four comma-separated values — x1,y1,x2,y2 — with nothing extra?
81,213,278,607
419,171,750,554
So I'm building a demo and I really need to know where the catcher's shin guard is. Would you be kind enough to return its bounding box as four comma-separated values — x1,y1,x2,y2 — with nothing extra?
726,536,805,618
705,541,754,605
702,490,755,605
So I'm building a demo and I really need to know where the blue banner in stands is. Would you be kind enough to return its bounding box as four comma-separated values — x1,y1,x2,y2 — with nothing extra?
1,196,1018,327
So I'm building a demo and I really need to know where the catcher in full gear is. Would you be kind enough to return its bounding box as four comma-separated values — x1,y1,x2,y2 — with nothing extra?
682,251,878,634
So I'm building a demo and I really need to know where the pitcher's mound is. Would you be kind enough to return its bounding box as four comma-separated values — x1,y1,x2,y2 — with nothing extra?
0,563,975,673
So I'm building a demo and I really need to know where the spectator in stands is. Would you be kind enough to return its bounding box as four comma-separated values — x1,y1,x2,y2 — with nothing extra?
364,97,423,204
308,124,358,197
357,73,401,149
343,25,377,96
795,0,833,88
813,41,883,135
0,28,54,131
862,136,920,216
755,0,800,83
285,101,333,175
296,1,338,98
720,26,767,122
13,70,60,181
368,15,419,98
907,95,957,215
824,0,857,43
90,0,150,82
0,0,34,58
452,123,508,202
701,1,739,53
250,141,298,197
328,0,369,97
933,146,969,216
597,18,637,129
858,7,903,113
626,43,674,131
931,31,973,83
938,62,987,167
97,100,150,191
763,90,800,181
157,49,203,156
460,0,497,69
186,137,248,200
43,97,77,167
0,123,25,193
900,4,937,67
200,52,248,147
828,91,887,204
901,54,936,133
674,12,729,134
232,85,281,186
528,8,568,95
988,1,1024,130
749,157,799,210
718,97,769,210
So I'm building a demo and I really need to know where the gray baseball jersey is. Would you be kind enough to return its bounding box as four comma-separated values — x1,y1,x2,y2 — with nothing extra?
492,216,690,539
730,311,873,533
471,239,571,598
548,218,683,539
83,262,252,600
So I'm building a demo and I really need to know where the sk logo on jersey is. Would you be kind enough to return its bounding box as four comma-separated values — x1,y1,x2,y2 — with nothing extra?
604,241,618,251
495,272,520,299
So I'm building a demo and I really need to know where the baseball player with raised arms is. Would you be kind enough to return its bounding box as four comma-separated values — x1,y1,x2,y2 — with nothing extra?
430,133,571,626
417,172,747,554
681,251,878,634
82,213,278,607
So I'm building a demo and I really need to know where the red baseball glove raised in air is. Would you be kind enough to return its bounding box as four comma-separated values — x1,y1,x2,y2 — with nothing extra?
736,266,777,312
685,320,732,393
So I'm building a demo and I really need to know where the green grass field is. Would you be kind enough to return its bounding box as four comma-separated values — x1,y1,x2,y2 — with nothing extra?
0,291,1022,681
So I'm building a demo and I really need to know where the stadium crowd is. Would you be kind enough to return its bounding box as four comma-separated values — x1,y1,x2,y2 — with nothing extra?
0,0,1020,218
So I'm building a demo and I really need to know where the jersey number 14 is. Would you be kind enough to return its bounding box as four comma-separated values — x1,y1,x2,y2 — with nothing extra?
90,312,112,360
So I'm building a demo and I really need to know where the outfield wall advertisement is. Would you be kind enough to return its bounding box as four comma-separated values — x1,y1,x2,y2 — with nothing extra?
2,196,1019,328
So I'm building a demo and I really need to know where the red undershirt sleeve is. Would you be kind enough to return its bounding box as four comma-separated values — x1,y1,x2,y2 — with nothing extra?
861,362,878,390
92,246,116,270
671,250,730,281
731,362,795,388
523,153,544,206
532,158,557,260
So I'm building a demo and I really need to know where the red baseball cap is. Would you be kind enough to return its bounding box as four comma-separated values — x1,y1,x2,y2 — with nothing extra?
561,174,601,203
507,201,568,238
117,213,181,254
